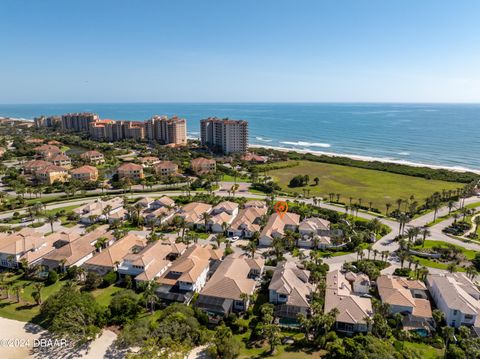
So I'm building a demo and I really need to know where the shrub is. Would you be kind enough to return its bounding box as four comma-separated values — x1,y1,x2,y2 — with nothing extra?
46,270,58,285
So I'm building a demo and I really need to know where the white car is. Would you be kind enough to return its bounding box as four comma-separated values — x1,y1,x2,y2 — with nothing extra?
229,236,240,242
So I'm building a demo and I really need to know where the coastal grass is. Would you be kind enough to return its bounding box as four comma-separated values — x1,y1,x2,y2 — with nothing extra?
268,160,461,214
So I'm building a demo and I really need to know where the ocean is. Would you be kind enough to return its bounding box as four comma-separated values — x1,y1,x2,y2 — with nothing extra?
1,103,479,172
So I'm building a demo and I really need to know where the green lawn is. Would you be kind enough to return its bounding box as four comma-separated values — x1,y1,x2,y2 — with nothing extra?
0,273,124,322
411,256,466,272
413,240,476,260
401,341,443,359
268,160,461,214
43,204,81,216
222,174,251,183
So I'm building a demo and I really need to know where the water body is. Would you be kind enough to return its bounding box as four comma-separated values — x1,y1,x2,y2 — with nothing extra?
1,103,479,171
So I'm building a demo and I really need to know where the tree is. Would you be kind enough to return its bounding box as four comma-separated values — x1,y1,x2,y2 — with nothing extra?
47,213,56,233
31,282,44,305
143,280,158,314
46,270,58,285
443,326,455,350
108,289,142,325
313,177,320,186
209,324,241,359
246,240,257,259
84,271,102,291
40,285,103,346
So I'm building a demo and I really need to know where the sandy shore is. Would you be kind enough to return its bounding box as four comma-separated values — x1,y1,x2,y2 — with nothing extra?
250,144,480,174
0,317,120,359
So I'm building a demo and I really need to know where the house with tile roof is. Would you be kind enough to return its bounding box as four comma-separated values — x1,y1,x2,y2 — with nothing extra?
156,244,222,304
191,157,216,175
117,162,144,180
269,261,313,320
228,206,267,238
176,202,213,228
36,165,69,184
154,160,179,177
0,228,56,268
117,240,187,283
377,275,433,332
426,273,480,329
70,165,99,181
42,226,113,270
83,233,147,275
23,159,52,174
325,269,373,334
196,253,264,318
50,154,72,168
298,217,339,249
33,144,63,159
80,150,105,164
74,197,124,224
207,201,239,233
259,212,300,246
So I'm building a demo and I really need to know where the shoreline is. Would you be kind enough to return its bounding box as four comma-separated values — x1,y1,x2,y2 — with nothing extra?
2,115,479,175
250,144,480,174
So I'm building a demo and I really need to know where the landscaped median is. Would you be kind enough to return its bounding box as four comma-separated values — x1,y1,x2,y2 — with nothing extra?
407,240,476,272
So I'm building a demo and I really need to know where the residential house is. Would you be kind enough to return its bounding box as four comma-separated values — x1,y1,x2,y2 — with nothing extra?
23,160,52,175
228,206,267,238
33,144,63,159
196,254,265,318
345,272,371,294
50,154,72,168
70,165,99,181
269,261,313,320
259,212,300,246
298,217,336,249
154,161,179,177
325,270,373,334
241,152,268,163
83,233,147,275
138,156,160,167
42,226,113,270
117,240,187,283
156,244,222,304
36,165,69,185
244,200,267,209
74,197,124,224
426,273,480,329
177,202,213,228
117,162,144,180
207,201,239,233
0,228,55,268
191,157,216,175
80,150,105,164
377,275,433,332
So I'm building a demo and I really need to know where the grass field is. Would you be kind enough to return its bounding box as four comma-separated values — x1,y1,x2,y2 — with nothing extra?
268,160,461,214
413,240,476,260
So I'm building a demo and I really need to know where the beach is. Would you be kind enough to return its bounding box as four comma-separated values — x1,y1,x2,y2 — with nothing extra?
0,317,120,359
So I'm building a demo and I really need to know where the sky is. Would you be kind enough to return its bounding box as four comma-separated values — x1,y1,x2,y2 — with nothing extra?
1,0,480,103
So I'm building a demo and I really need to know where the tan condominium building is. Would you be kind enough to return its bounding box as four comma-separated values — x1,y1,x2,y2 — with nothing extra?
200,117,248,154
154,160,179,177
62,112,99,132
88,119,115,140
117,162,144,180
36,165,69,185
145,115,187,146
70,165,99,181
34,115,61,128
80,150,105,164
191,157,216,175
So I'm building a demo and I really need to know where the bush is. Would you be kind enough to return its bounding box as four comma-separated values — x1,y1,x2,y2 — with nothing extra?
103,271,117,287
46,270,58,285
393,268,411,277
84,271,102,291
108,290,141,324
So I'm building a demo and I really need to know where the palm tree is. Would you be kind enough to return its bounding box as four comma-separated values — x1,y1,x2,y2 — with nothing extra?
474,216,480,235
201,212,211,232
31,282,44,305
373,249,379,261
396,198,403,211
366,244,372,260
143,281,158,314
46,214,56,233
443,326,455,350
420,228,431,247
385,203,392,216
447,263,457,273
466,265,478,280
246,240,257,258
